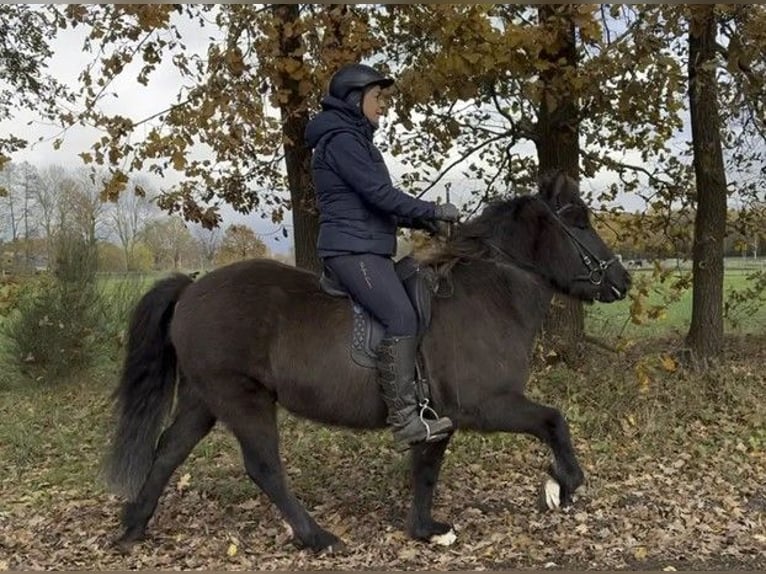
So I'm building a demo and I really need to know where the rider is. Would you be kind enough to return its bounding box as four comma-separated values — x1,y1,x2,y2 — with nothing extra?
304,63,460,449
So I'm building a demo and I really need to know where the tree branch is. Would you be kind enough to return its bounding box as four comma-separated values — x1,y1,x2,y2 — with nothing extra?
581,149,676,189
415,132,509,199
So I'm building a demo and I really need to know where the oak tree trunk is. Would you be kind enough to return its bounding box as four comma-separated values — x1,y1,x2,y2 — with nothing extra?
685,5,727,362
536,5,584,364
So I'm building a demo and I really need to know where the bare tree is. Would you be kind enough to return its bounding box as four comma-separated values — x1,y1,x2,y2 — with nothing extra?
141,217,194,271
65,168,110,246
0,164,22,255
0,162,40,269
190,223,222,271
36,164,69,265
108,175,158,270
17,162,41,267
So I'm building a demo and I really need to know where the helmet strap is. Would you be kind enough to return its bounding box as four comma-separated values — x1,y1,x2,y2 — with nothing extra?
344,88,363,113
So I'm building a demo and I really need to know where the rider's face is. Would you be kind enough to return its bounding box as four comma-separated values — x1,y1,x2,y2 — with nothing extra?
362,86,386,127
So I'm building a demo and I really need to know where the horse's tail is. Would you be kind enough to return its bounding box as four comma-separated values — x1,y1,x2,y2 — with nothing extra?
105,273,194,500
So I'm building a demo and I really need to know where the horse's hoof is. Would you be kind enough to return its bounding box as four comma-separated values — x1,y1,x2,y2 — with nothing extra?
300,530,346,555
319,539,348,555
112,533,142,554
410,520,454,543
430,528,457,547
538,477,561,511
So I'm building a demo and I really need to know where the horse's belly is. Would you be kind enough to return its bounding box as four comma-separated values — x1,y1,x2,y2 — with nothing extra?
268,344,388,430
275,374,388,430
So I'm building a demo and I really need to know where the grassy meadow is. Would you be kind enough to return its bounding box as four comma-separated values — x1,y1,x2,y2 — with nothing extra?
587,267,766,339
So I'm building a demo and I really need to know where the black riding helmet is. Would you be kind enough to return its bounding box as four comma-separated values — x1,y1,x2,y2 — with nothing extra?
329,64,394,112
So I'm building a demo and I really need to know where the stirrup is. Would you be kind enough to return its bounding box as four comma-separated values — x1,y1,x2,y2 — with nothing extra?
399,399,452,449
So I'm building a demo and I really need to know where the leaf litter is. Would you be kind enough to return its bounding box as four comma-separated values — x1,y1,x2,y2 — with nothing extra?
1,337,765,570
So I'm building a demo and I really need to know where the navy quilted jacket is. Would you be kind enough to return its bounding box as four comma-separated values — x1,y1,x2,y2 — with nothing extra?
304,96,437,258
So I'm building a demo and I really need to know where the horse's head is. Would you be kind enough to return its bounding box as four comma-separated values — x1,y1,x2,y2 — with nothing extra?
429,172,630,303
527,172,631,303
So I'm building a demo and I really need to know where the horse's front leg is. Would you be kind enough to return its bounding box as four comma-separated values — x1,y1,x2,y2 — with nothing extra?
477,391,584,509
408,435,456,543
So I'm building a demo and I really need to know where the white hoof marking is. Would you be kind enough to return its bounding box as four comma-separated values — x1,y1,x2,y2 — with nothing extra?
431,529,457,547
281,520,294,538
544,478,561,510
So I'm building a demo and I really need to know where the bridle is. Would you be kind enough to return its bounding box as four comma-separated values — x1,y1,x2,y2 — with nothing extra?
485,198,618,287
552,203,618,286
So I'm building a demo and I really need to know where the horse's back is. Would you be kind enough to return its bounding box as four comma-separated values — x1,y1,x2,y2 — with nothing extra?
171,259,315,366
192,257,318,292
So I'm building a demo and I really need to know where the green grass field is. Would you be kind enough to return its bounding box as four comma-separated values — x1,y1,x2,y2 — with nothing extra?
586,268,766,339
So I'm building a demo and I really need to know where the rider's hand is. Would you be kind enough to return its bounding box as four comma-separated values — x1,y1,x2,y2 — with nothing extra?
419,219,442,236
434,202,460,222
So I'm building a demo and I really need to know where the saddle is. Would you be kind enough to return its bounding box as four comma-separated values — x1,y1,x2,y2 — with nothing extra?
319,256,435,369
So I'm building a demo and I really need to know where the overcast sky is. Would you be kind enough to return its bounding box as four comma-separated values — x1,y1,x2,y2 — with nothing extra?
3,7,667,254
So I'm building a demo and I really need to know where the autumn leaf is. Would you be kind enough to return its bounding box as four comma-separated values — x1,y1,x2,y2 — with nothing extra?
661,355,677,372
635,363,651,394
171,150,186,171
176,472,191,493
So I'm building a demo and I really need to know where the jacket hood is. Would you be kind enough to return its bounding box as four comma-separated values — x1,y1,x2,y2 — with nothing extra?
304,95,375,149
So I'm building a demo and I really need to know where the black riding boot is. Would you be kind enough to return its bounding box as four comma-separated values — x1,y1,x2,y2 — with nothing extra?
377,336,453,449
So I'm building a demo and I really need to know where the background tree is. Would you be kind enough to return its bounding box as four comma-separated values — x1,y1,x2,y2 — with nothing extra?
140,216,194,271
53,4,384,271
215,224,268,267
35,165,70,265
64,170,109,250
0,162,42,271
108,176,157,271
190,223,223,271
0,164,24,266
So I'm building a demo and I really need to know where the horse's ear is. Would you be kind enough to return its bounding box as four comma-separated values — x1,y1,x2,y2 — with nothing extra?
539,171,570,203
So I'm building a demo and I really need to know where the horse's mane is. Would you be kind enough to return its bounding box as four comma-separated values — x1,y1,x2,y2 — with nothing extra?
421,195,538,277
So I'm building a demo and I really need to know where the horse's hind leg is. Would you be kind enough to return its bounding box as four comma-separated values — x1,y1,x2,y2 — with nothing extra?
117,384,215,549
408,437,455,543
481,392,584,509
226,388,343,554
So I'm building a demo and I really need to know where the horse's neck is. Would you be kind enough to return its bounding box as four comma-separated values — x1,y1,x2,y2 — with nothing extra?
449,260,554,338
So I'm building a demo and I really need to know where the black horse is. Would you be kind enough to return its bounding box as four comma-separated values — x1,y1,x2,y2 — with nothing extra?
107,172,630,553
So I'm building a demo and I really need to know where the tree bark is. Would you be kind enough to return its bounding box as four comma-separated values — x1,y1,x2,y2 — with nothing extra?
685,5,727,362
274,4,320,272
535,5,584,364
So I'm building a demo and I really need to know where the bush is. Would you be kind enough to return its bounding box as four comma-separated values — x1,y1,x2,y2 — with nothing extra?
1,234,100,381
94,273,150,363
2,275,101,380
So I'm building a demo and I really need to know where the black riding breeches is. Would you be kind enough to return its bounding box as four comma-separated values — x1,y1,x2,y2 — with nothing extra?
323,253,418,337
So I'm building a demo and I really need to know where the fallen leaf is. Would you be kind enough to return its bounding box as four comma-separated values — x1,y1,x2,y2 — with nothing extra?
661,355,677,372
176,473,191,493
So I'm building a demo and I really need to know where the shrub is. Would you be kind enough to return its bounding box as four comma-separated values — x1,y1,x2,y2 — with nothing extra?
1,234,101,382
